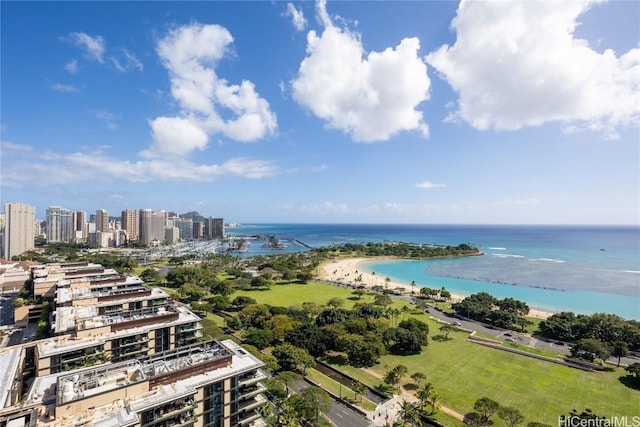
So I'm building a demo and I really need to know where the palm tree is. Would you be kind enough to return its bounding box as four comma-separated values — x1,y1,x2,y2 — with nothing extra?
411,372,426,388
411,280,416,294
351,379,367,403
385,276,391,290
398,399,421,426
416,382,434,411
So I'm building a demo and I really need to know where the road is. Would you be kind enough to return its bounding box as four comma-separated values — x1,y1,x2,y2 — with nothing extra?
422,302,638,366
290,380,372,427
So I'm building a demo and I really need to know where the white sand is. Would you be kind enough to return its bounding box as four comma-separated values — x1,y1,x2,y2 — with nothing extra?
318,257,552,319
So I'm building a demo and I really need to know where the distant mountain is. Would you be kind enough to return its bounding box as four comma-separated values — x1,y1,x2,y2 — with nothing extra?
180,211,206,222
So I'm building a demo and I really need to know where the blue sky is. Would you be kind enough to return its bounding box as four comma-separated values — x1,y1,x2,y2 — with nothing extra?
1,0,639,224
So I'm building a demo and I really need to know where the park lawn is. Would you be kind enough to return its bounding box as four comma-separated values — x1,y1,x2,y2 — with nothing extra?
306,368,377,411
231,282,379,309
230,282,640,425
374,337,640,426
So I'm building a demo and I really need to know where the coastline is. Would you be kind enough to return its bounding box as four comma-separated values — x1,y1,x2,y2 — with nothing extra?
318,257,553,319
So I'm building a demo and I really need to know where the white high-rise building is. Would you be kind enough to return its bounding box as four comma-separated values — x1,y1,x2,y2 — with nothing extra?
46,206,74,243
3,202,36,260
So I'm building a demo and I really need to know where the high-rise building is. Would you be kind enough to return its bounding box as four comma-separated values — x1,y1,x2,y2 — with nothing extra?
204,217,225,239
121,209,139,241
95,209,109,232
138,209,153,246
174,217,193,240
2,202,35,260
46,206,74,243
151,210,166,243
74,211,87,242
193,221,204,239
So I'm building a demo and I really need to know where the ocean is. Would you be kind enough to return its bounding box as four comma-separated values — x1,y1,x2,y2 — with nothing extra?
228,224,640,320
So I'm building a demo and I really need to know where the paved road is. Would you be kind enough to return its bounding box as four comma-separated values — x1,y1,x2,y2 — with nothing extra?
290,380,372,427
423,302,638,366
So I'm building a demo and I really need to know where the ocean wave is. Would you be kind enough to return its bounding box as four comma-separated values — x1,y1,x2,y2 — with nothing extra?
489,247,507,251
623,270,640,274
491,253,525,259
528,258,566,263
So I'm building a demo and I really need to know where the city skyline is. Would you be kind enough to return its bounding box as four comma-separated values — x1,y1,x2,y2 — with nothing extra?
1,1,639,224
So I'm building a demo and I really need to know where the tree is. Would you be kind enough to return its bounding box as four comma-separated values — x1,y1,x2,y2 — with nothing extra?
398,400,420,426
140,268,162,283
384,364,408,391
570,338,611,362
411,372,427,388
243,328,274,349
352,289,366,300
625,362,640,378
473,397,500,424
410,280,416,294
267,314,298,341
351,379,367,403
439,324,457,339
327,297,344,308
439,287,451,300
374,294,393,307
498,406,525,427
285,323,326,356
272,344,314,373
612,340,629,367
298,386,332,421
273,371,302,397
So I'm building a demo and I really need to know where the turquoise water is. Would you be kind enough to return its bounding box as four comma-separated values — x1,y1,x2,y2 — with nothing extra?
232,224,640,320
360,258,639,319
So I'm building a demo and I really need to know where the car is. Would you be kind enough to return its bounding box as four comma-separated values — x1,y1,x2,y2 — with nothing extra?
504,333,512,337
452,321,462,326
505,337,516,343
554,341,565,346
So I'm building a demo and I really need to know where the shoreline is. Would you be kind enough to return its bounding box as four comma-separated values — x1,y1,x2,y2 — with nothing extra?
318,256,553,319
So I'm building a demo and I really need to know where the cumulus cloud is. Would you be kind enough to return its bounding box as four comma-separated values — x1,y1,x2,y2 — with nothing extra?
146,23,277,158
0,141,277,189
415,181,446,189
291,0,431,142
426,0,640,138
68,32,105,63
286,3,307,31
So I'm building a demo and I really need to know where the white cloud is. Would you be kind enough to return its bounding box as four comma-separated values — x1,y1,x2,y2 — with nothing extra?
415,181,446,189
0,141,277,189
68,32,105,63
286,3,307,31
291,0,431,142
143,116,209,158
110,49,144,72
426,0,640,138
50,83,77,93
65,59,78,74
149,23,277,157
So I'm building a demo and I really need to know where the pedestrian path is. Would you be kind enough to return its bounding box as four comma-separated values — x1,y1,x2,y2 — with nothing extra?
362,367,465,425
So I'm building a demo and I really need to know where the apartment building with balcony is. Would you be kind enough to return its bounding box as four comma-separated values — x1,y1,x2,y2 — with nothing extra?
1,340,267,427
0,262,267,427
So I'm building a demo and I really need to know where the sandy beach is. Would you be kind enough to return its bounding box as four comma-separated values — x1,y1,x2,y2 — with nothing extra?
318,257,552,319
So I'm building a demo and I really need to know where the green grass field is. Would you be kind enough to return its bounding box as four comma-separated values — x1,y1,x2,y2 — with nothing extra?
229,282,640,425
232,282,380,308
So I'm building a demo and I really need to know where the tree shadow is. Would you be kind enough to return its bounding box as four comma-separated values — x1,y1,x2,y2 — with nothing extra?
431,334,452,342
402,383,418,391
618,375,640,391
322,354,349,366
